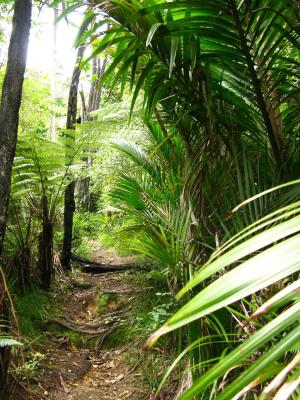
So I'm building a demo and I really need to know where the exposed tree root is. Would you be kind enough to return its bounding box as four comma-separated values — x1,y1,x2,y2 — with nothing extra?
47,308,129,336
95,325,119,351
47,318,108,335
62,310,129,330
102,287,152,294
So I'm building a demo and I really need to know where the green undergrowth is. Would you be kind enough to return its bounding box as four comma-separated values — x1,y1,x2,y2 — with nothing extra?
73,212,103,258
15,287,59,344
73,211,144,257
98,231,140,256
11,286,62,381
14,281,92,350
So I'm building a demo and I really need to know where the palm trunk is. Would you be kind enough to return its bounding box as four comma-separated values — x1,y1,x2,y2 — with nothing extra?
0,1,32,397
61,46,84,271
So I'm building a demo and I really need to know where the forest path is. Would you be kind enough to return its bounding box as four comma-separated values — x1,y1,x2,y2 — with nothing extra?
36,246,152,400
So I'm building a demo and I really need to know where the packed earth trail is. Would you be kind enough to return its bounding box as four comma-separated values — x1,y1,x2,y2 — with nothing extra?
31,247,153,400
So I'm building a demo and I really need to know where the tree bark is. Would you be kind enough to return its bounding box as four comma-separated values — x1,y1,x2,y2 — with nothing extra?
78,55,108,211
87,56,107,116
0,0,32,252
61,46,84,271
61,181,75,270
0,1,32,398
38,196,53,290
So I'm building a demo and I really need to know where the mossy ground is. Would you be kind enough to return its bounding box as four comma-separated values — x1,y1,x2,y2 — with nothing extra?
15,287,59,342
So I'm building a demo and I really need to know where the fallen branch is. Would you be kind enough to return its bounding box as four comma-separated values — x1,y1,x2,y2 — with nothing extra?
70,252,136,273
59,373,70,394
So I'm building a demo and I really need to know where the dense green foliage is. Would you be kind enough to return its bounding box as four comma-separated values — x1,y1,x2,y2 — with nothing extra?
0,1,299,399
69,1,300,398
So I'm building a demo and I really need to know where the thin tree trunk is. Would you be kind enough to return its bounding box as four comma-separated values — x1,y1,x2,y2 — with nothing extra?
88,55,107,117
38,196,53,290
78,55,108,211
0,1,32,397
79,87,88,122
61,46,85,271
61,180,75,270
78,89,90,210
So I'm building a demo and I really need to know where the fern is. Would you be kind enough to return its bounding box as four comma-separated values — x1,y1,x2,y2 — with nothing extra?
0,336,22,348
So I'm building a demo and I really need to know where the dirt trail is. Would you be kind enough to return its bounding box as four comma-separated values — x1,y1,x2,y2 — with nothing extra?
35,247,152,400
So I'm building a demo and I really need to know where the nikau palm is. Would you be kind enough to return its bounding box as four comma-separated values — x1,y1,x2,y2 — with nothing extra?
73,0,299,163
69,1,299,398
147,182,300,398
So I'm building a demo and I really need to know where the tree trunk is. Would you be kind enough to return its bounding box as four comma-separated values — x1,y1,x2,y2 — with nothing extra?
77,89,91,210
16,243,31,292
38,196,53,290
87,56,107,115
0,0,32,252
0,1,32,398
61,181,75,270
61,46,85,271
78,55,108,211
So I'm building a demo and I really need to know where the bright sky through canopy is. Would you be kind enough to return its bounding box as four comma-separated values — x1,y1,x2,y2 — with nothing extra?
27,5,84,77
